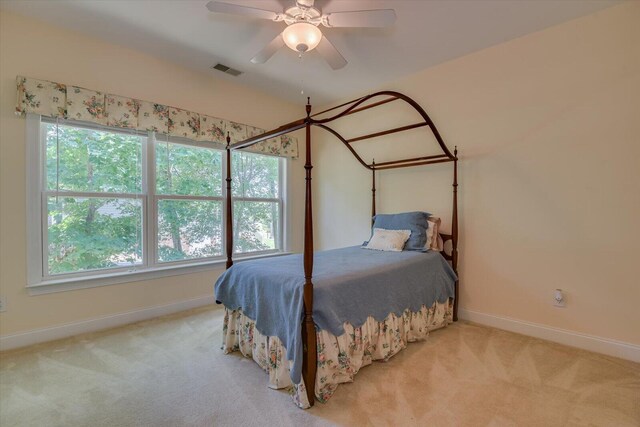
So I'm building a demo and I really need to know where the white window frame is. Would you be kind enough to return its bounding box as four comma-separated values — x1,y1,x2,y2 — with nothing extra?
230,150,285,257
26,114,290,295
150,133,226,266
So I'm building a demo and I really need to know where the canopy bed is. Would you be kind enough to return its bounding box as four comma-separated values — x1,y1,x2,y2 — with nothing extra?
215,91,459,408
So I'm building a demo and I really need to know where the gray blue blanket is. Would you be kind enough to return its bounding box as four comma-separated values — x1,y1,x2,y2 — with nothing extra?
214,246,457,384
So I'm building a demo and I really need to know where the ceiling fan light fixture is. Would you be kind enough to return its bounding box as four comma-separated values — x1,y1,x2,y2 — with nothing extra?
282,22,322,53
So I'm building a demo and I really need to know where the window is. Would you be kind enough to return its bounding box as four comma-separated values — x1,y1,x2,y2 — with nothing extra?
27,116,286,290
232,151,282,254
43,121,145,276
155,140,223,262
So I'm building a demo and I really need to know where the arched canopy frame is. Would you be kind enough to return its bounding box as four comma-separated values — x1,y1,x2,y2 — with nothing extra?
230,91,457,170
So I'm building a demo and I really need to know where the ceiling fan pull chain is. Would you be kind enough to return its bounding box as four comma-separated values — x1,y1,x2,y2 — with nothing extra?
55,117,60,203
298,50,306,95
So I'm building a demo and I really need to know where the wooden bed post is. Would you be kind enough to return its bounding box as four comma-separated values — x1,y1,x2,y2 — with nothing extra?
371,160,376,225
452,146,459,321
225,133,233,269
301,97,317,406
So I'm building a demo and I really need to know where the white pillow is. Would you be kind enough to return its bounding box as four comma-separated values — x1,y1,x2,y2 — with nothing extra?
363,228,411,252
425,217,444,251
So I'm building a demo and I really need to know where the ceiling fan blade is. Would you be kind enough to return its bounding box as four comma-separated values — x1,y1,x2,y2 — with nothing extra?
251,34,285,64
323,9,396,28
316,35,347,70
206,1,280,21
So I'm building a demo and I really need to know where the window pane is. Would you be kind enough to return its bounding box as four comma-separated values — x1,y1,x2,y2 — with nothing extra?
233,201,280,253
44,122,143,194
47,197,143,275
156,142,222,196
157,199,222,262
232,152,279,198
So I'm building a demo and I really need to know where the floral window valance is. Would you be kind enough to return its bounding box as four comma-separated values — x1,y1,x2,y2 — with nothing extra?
15,76,298,158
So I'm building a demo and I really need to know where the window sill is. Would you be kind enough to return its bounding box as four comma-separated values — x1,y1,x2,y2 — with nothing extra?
27,251,293,296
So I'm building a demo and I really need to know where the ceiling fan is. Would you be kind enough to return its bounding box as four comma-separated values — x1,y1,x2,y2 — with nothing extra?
205,0,396,70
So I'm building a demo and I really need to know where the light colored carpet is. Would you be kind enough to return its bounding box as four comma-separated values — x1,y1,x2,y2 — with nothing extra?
1,306,638,427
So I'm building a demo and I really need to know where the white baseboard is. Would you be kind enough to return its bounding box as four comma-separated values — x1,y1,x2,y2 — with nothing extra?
0,295,217,352
458,308,640,363
3,301,637,363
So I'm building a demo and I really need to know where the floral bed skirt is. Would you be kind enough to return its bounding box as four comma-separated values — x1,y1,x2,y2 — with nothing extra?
222,300,453,409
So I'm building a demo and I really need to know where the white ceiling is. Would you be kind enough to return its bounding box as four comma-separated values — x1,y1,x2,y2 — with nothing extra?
1,0,623,105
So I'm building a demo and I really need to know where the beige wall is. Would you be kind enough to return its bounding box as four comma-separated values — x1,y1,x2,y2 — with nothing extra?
0,10,305,336
312,3,640,345
2,4,639,347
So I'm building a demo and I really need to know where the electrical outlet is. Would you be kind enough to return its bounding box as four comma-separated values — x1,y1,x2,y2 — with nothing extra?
0,296,6,312
553,289,566,308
